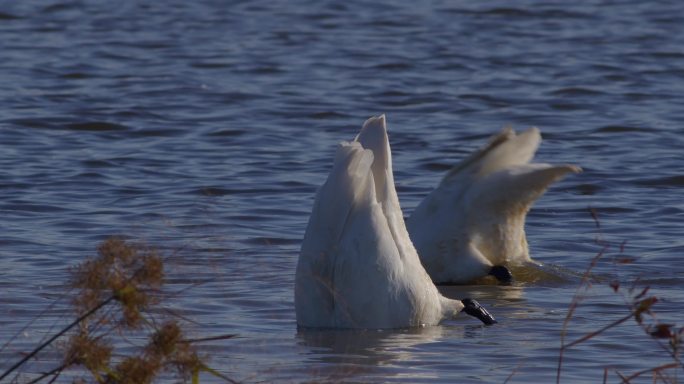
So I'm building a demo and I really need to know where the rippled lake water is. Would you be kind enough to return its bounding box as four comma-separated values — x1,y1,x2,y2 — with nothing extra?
1,0,683,382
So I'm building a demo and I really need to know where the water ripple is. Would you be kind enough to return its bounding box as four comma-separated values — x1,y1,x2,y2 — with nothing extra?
1,0,683,382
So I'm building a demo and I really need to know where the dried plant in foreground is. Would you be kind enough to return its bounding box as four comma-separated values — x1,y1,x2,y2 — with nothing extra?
556,208,684,383
0,237,237,384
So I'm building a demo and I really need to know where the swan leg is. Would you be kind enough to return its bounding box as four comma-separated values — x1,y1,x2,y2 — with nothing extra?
488,265,513,284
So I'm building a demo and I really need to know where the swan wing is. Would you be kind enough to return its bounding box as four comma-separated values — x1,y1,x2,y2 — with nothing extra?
295,141,374,327
355,115,413,259
349,115,449,327
442,127,541,186
468,163,582,214
464,163,581,265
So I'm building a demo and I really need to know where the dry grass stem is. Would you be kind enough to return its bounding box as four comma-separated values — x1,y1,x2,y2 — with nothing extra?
1,237,236,384
556,208,683,383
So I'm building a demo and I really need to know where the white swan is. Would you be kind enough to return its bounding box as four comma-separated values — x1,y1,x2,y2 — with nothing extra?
295,115,496,328
407,127,581,284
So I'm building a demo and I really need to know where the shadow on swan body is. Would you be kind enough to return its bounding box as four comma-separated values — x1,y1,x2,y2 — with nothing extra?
407,127,581,285
295,115,496,329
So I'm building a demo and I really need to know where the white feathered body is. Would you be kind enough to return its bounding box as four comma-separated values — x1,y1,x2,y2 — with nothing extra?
407,127,581,284
295,116,463,328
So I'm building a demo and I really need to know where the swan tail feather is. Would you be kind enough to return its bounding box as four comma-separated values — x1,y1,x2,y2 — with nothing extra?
355,114,393,203
471,163,582,212
296,141,374,327
302,141,374,254
443,127,542,184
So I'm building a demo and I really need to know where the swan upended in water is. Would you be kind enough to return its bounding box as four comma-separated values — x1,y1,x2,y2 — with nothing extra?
407,127,581,284
295,115,496,328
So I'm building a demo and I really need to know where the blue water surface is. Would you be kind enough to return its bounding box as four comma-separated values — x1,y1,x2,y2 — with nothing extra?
1,1,683,382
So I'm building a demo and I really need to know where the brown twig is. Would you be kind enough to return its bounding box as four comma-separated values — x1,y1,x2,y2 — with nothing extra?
502,362,523,384
556,246,607,384
563,312,633,349
621,362,679,383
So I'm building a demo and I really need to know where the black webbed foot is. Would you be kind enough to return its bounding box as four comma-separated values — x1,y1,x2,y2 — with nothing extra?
461,298,497,325
489,265,513,284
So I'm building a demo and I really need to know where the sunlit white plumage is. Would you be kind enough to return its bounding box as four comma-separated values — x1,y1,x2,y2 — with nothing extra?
407,127,581,284
295,115,492,328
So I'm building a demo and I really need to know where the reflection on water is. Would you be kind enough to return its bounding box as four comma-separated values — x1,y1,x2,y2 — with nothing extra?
509,262,584,284
298,326,444,364
297,326,459,382
464,261,583,287
439,284,526,304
